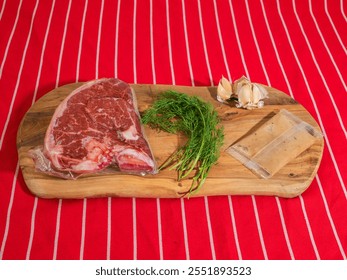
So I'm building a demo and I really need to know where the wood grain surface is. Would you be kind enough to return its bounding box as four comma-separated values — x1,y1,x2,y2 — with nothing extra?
16,83,324,199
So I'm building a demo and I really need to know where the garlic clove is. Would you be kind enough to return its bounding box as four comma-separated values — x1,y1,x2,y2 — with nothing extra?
217,83,231,102
217,76,232,102
221,76,232,92
233,76,250,95
253,83,269,101
250,86,262,104
237,84,253,107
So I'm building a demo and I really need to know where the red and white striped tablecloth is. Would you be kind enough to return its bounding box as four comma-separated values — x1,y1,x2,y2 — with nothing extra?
0,0,346,260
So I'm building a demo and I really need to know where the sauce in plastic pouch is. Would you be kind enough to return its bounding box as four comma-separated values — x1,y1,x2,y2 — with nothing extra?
226,109,323,179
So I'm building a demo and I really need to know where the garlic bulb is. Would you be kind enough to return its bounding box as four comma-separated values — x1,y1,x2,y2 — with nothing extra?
217,76,233,103
217,75,268,110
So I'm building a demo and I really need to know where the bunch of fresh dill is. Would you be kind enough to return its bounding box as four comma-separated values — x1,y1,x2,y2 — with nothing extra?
142,90,224,195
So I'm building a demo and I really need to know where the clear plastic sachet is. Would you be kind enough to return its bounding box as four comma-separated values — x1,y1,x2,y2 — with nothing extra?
226,109,323,179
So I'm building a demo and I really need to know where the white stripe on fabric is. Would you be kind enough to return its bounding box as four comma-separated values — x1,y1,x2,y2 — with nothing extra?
25,0,56,260
166,0,175,85
80,198,87,260
251,196,268,259
0,0,37,150
245,0,271,86
299,195,320,259
180,198,190,260
55,0,72,88
341,0,347,22
204,197,216,259
107,197,111,260
156,198,164,260
53,199,62,260
0,0,7,20
227,196,242,259
149,0,156,84
293,0,347,139
76,0,88,82
26,198,38,260
0,0,23,79
0,163,19,260
277,0,347,200
275,197,295,259
32,0,56,103
133,0,137,84
309,0,347,91
227,0,250,79
212,0,231,82
316,175,347,259
325,0,347,54
181,0,195,86
197,0,214,86
96,0,105,79
260,0,294,96
132,197,137,260
114,0,121,78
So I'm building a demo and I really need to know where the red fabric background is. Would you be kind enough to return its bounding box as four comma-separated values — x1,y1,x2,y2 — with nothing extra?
0,0,346,260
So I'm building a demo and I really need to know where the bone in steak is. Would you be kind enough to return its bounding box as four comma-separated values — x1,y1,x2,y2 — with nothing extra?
42,78,156,177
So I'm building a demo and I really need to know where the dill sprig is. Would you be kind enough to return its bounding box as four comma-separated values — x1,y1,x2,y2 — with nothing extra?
142,90,224,195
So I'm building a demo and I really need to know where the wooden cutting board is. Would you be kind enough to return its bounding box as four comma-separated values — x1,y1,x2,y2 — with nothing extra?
17,83,324,199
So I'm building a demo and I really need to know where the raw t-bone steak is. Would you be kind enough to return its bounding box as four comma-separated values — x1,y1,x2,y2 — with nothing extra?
42,78,156,177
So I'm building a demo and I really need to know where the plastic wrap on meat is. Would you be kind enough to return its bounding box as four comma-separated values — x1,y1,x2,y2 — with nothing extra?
32,78,157,178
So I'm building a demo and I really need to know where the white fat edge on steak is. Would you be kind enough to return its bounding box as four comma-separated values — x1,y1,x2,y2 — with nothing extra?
116,147,155,168
46,145,64,169
73,160,101,172
127,87,157,166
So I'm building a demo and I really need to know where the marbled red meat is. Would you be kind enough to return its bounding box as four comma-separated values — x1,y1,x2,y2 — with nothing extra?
42,78,156,177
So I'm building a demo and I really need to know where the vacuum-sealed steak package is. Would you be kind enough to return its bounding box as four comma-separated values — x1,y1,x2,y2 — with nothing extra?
30,78,157,179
